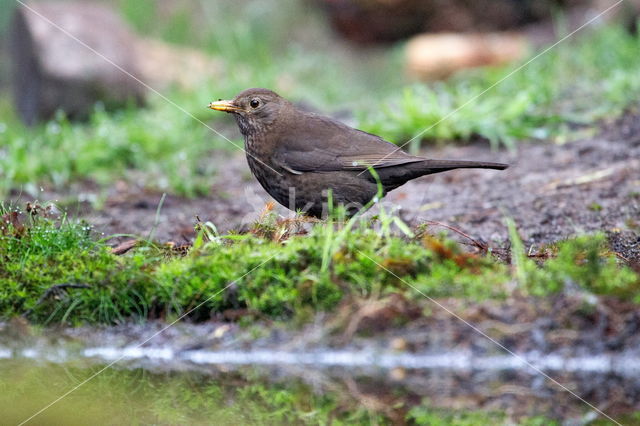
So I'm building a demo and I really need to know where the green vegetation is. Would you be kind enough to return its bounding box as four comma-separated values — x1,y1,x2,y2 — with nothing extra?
1,205,636,326
508,219,639,298
407,406,557,426
0,103,222,197
360,25,640,151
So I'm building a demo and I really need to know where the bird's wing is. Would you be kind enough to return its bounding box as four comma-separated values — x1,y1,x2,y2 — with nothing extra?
272,113,424,173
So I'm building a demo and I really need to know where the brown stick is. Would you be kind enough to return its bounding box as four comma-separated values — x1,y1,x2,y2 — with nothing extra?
22,283,90,317
421,220,488,251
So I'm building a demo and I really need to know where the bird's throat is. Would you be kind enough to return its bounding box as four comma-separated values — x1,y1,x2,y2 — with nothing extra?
234,114,251,136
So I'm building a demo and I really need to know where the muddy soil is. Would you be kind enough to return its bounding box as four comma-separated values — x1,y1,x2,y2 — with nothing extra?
29,112,640,255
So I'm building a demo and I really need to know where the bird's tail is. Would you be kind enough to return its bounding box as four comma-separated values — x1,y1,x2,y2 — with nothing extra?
375,158,508,191
422,159,508,172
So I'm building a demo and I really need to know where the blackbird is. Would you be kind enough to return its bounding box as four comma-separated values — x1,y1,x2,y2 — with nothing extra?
209,88,508,218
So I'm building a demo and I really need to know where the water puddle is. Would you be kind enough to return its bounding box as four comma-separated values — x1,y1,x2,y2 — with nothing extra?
7,344,640,376
2,322,639,424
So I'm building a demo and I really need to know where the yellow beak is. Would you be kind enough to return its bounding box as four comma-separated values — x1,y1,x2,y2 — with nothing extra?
208,99,243,113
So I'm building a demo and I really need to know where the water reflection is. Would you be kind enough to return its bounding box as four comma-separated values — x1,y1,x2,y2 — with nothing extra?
3,347,640,424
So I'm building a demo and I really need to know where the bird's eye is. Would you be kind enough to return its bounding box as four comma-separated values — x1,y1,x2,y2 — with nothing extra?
250,99,260,108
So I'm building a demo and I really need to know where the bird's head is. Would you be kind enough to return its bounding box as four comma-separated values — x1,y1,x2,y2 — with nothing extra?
208,88,289,136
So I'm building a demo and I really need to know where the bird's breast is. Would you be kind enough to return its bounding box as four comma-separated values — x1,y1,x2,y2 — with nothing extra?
243,133,270,157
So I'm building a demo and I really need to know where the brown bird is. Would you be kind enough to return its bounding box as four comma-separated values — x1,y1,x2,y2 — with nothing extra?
209,88,508,218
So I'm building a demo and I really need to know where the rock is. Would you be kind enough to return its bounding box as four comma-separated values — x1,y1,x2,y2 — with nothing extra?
8,1,221,125
317,0,589,44
9,1,145,124
404,0,640,80
406,32,528,80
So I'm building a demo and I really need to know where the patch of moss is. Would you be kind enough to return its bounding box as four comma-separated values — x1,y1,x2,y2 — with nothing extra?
1,208,637,325
507,219,639,299
588,202,603,212
407,406,509,426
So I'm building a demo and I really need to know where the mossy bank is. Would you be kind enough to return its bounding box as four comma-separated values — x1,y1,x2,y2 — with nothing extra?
1,204,637,326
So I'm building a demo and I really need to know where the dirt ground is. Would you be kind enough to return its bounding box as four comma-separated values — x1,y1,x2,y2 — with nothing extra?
31,111,640,257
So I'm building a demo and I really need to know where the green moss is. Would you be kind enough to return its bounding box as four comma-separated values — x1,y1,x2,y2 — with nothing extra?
407,406,509,426
507,219,639,298
1,207,637,326
588,202,603,212
544,235,640,298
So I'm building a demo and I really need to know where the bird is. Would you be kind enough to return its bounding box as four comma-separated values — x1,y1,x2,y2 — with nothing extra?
209,88,508,218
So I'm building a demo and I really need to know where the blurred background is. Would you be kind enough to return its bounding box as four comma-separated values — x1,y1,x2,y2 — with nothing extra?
0,0,638,199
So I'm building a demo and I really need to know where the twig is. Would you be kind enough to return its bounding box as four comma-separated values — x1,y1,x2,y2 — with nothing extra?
22,283,90,317
421,220,488,251
111,239,139,255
